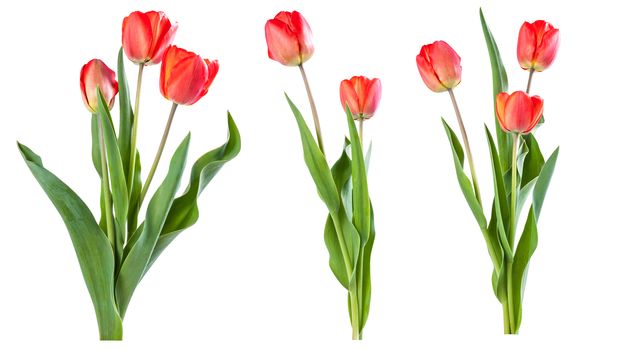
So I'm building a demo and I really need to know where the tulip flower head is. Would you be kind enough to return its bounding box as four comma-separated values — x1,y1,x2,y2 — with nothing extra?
122,11,178,65
416,41,462,93
80,59,119,113
159,46,219,106
265,11,314,66
340,76,382,120
495,91,544,134
517,20,559,72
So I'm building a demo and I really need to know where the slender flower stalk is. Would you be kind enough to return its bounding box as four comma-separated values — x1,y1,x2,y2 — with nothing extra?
359,119,364,145
298,64,325,155
138,102,178,207
128,63,144,191
526,68,534,94
97,114,116,247
505,132,520,334
448,88,482,205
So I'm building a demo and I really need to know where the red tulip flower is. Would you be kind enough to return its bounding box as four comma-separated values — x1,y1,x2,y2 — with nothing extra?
265,11,314,66
340,76,382,120
416,41,462,93
80,59,119,113
517,20,559,72
159,46,219,106
122,11,178,65
495,91,544,134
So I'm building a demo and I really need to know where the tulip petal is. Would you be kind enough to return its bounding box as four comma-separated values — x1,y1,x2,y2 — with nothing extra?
290,11,314,62
524,95,544,133
416,48,445,92
495,92,510,132
146,11,178,65
340,79,360,116
363,78,382,118
122,12,153,63
265,18,301,66
167,55,208,105
81,59,118,113
517,22,536,69
534,28,559,71
506,91,533,133
188,59,219,105
429,41,461,89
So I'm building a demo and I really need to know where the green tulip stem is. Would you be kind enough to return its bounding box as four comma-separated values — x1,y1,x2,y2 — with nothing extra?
448,88,482,206
526,68,534,94
97,113,116,248
358,118,364,145
128,63,145,193
298,64,325,156
138,102,178,208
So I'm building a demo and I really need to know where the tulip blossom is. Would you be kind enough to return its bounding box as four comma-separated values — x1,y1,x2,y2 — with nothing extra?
80,59,118,113
122,11,178,65
265,11,314,66
416,41,462,92
495,91,544,134
159,46,219,105
517,20,559,72
339,76,382,120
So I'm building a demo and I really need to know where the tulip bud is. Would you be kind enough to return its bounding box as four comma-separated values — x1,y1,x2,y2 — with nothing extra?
122,11,178,65
517,20,559,72
80,59,119,114
159,46,219,106
340,76,382,120
495,91,544,134
416,41,462,93
265,11,314,66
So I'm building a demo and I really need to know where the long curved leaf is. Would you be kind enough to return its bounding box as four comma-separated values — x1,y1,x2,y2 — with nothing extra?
146,113,241,269
512,206,538,332
360,203,375,331
285,93,339,213
116,134,190,318
18,142,123,339
441,118,487,230
533,147,559,220
117,47,133,177
480,8,511,170
345,107,370,243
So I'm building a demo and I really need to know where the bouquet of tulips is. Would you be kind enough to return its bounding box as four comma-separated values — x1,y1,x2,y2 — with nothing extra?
416,9,559,334
17,11,240,340
265,11,381,340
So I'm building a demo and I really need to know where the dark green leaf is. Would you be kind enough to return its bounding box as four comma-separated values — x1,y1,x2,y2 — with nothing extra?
285,93,339,213
533,147,559,220
441,118,487,230
18,142,123,339
480,8,511,171
360,203,375,331
521,134,545,188
345,107,370,243
512,206,538,332
485,126,513,260
117,47,133,177
116,134,190,318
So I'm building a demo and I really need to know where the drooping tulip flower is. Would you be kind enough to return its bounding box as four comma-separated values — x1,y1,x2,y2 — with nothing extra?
122,11,178,65
340,76,382,120
159,46,219,105
517,20,559,72
495,91,544,134
80,59,119,113
416,41,462,93
265,11,314,66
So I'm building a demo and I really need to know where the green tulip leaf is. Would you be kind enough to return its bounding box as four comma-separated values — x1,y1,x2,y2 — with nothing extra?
441,118,487,230
533,147,559,220
521,134,545,188
360,203,375,331
17,142,123,340
285,93,340,213
146,113,241,270
480,8,511,171
345,107,370,243
117,47,133,178
485,126,513,260
512,206,538,332
116,134,190,318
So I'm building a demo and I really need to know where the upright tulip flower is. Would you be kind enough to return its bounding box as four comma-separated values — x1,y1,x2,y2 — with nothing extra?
122,10,178,203
138,45,219,207
340,76,382,143
265,10,324,154
495,91,544,135
517,20,559,93
416,40,481,204
80,59,118,114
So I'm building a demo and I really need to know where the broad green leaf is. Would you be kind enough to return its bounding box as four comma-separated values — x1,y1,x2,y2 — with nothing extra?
116,134,190,318
146,113,241,270
360,203,375,331
521,134,545,188
97,90,129,264
18,142,123,339
533,147,559,220
441,118,487,230
345,107,370,243
488,205,507,303
91,114,108,232
285,93,339,213
117,47,133,177
512,206,538,332
485,126,513,260
480,8,511,170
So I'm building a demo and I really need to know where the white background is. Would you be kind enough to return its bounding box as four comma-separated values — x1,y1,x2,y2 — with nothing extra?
0,0,628,348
